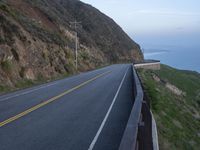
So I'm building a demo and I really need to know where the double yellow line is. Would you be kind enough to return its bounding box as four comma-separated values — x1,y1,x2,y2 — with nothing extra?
0,71,111,128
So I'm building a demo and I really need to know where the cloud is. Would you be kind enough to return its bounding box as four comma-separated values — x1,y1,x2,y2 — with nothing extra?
130,10,200,16
175,27,184,31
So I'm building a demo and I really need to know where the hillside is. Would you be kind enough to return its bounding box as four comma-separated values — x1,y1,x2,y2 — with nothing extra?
0,0,143,92
138,65,200,150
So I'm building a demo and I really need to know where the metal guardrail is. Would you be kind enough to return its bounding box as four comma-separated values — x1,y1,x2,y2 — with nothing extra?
119,65,155,150
134,59,160,65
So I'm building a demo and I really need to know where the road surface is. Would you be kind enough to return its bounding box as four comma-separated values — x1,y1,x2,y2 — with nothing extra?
0,64,134,150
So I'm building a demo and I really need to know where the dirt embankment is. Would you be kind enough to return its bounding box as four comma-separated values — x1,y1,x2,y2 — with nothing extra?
0,0,143,91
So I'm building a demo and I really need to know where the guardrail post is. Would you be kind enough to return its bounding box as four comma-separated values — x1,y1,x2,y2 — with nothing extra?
144,92,150,108
138,121,145,150
141,101,153,150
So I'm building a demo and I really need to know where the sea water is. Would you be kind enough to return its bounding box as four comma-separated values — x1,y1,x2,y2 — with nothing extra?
143,46,200,73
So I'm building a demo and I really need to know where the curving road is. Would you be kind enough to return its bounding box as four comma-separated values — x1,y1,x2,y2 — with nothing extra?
0,64,134,150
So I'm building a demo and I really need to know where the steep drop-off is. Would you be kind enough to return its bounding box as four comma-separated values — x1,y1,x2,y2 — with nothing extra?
138,65,200,150
0,0,143,89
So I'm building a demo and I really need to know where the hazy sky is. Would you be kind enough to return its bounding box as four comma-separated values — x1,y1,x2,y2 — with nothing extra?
81,0,200,48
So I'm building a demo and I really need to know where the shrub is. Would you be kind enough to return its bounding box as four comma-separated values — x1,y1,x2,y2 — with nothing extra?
0,3,18,18
0,4,9,12
1,60,12,72
64,58,76,73
19,67,25,78
0,85,9,93
80,50,89,60
0,36,5,44
37,73,45,82
15,79,34,89
11,48,19,61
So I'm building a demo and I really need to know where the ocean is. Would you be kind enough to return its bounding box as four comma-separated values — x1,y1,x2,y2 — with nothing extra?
143,46,200,73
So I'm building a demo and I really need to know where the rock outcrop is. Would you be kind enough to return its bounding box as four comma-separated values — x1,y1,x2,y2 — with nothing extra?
0,0,143,87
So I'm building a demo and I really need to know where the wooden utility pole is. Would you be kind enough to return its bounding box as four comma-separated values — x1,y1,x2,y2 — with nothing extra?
70,20,81,70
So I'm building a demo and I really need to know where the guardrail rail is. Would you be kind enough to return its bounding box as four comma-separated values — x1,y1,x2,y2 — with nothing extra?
119,65,158,150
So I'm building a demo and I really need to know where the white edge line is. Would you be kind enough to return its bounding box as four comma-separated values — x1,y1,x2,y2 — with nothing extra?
0,68,109,102
0,65,113,102
88,67,129,150
0,83,57,102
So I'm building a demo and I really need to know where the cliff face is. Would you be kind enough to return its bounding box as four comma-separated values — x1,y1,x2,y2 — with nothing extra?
0,0,143,87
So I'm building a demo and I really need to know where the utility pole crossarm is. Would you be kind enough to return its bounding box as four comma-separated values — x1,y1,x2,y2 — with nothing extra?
70,21,82,31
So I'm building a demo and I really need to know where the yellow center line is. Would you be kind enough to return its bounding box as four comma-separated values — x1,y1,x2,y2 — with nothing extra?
0,71,111,128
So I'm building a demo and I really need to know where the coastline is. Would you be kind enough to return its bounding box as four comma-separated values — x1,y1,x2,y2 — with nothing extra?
143,48,200,73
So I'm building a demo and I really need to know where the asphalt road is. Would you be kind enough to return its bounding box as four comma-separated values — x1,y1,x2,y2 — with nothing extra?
0,64,134,150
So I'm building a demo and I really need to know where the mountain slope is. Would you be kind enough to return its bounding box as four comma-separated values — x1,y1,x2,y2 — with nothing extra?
0,0,143,89
138,65,200,150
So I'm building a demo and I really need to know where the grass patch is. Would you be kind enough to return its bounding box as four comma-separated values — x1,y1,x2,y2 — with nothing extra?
0,68,76,95
15,79,34,89
138,65,200,150
0,85,10,93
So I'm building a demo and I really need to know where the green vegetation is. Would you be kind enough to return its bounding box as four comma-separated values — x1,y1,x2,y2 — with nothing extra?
0,2,18,18
138,65,200,150
79,50,90,60
17,14,67,45
64,59,76,73
15,79,34,89
0,68,75,94
0,13,20,45
0,36,5,44
1,60,13,73
0,3,10,13
0,85,10,93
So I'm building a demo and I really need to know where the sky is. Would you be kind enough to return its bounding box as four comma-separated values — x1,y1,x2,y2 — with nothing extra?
81,0,200,49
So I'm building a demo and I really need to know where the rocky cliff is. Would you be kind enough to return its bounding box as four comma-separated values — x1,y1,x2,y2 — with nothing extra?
0,0,143,88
